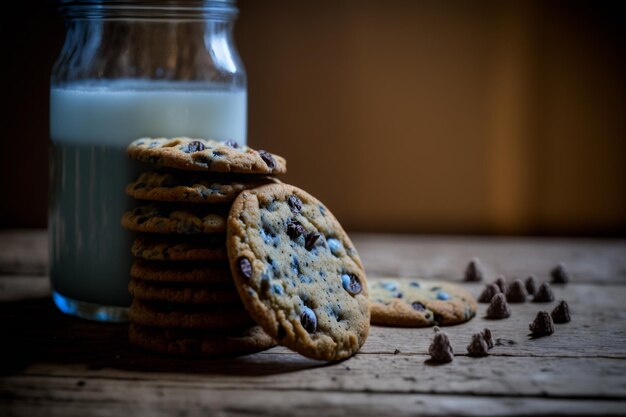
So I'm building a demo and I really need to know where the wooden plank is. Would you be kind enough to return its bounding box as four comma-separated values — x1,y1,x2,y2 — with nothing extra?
14,355,626,398
1,384,625,417
352,233,626,285
0,277,50,302
0,230,48,276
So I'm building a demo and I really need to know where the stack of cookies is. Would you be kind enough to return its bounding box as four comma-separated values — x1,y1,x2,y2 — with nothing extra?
121,137,286,356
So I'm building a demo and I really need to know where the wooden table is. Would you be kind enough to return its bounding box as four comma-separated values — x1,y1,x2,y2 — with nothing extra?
1,230,625,416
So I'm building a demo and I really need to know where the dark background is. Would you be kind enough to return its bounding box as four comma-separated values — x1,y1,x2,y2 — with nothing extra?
1,0,625,235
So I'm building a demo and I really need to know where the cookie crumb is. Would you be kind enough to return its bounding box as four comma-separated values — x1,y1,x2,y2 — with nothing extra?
494,276,508,294
525,275,537,295
394,349,401,355
529,311,555,336
478,283,501,303
551,300,571,323
482,328,494,349
428,330,454,363
505,279,528,303
486,293,511,319
551,263,570,284
467,333,489,357
464,258,485,282
533,282,555,303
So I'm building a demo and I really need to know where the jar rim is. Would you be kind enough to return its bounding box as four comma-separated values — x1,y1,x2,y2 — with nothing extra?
59,0,238,20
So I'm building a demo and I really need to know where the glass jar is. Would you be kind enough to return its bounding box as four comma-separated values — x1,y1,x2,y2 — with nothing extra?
49,0,246,322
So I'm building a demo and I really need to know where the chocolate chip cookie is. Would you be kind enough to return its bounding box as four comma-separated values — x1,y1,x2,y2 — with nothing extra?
129,323,276,356
121,204,227,234
126,171,278,204
128,279,242,305
369,278,477,327
227,183,369,361
131,234,227,262
131,259,233,284
127,137,287,175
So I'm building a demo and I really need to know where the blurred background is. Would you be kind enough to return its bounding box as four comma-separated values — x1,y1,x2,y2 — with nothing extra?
1,0,625,236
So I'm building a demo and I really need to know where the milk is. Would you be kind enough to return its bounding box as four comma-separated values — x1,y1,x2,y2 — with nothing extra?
49,80,246,318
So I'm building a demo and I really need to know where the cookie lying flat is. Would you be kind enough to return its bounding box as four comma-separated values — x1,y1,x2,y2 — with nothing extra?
126,171,277,204
369,278,477,327
129,299,253,330
227,183,369,361
131,234,227,262
129,323,276,357
127,137,287,175
131,259,233,284
121,204,227,234
128,279,241,305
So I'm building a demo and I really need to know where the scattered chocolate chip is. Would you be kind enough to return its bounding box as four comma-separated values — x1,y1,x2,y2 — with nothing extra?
494,276,508,294
394,349,400,355
505,279,528,303
525,275,537,295
467,333,489,357
287,195,302,214
482,328,494,349
551,263,570,284
486,293,511,319
533,282,555,303
300,306,317,333
187,140,206,153
464,258,485,282
428,329,454,363
286,220,305,239
341,273,362,295
551,300,571,323
304,232,321,250
258,150,275,168
411,302,426,311
224,139,239,149
238,257,252,279
529,311,555,336
478,283,501,303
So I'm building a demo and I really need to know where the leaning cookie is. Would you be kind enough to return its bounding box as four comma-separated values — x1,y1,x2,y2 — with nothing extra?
129,323,276,356
121,204,227,234
126,171,279,204
127,137,287,174
369,278,477,327
227,183,370,361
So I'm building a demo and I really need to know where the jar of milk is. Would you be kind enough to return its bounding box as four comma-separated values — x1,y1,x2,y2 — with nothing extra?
49,0,246,321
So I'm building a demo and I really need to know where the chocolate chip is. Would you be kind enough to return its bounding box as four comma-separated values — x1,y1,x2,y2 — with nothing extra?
467,333,489,357
187,140,206,153
238,257,252,279
133,182,147,190
428,329,454,363
411,302,426,311
533,282,555,303
505,279,528,303
136,216,149,225
525,275,537,295
494,276,508,294
287,195,302,214
478,283,501,303
482,328,494,349
486,293,511,319
464,258,485,282
276,324,286,340
341,273,362,295
300,306,317,333
286,220,305,239
551,300,571,323
224,139,239,149
305,232,321,250
258,150,275,168
529,311,555,336
551,263,570,284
